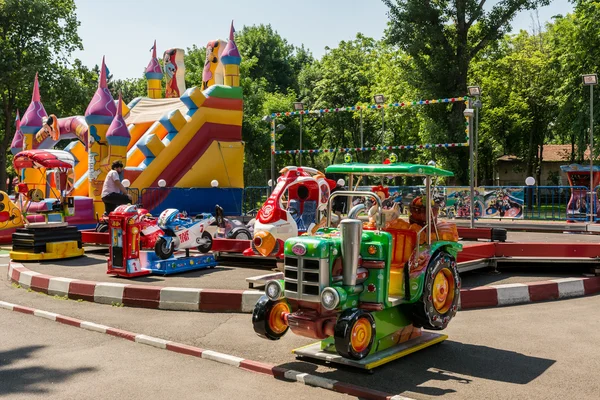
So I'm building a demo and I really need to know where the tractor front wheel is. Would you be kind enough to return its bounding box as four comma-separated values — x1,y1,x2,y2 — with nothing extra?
252,296,290,340
334,309,376,360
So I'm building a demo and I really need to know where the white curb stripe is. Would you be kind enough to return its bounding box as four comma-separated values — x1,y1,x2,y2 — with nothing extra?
48,277,76,296
33,309,59,321
241,290,263,313
80,321,110,333
201,350,244,367
19,270,41,288
135,334,169,349
553,278,585,298
0,300,15,310
301,373,337,390
493,283,530,305
94,282,127,305
159,287,201,311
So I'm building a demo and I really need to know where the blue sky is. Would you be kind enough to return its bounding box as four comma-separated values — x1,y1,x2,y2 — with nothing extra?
72,0,573,80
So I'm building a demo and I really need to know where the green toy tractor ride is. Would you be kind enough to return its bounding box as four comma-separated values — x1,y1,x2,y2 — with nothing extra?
252,161,462,364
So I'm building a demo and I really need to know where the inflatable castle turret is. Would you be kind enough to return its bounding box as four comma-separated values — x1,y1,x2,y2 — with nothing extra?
221,22,241,87
145,41,163,99
20,73,47,151
105,93,131,167
85,57,117,215
11,111,23,155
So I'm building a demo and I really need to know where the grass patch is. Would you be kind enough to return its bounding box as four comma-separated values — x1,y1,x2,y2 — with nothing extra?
11,282,21,289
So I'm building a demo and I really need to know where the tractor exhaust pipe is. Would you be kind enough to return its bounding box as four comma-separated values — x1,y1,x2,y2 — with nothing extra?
340,218,362,287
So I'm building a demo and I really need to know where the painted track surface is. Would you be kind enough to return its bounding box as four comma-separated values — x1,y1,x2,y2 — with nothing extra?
1,269,599,400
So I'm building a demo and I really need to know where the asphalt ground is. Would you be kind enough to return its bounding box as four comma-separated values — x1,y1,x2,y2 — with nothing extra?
1,266,599,399
0,307,346,400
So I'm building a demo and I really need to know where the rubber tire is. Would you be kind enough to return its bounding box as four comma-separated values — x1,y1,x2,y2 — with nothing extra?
231,228,252,241
197,231,213,253
155,237,174,260
334,309,376,360
412,252,460,330
96,223,108,233
252,296,289,340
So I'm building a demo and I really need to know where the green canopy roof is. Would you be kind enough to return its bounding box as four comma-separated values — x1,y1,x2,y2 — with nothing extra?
325,162,454,177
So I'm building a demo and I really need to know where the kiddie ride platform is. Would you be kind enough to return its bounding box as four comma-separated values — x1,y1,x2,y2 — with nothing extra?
293,329,447,371
10,224,84,261
106,205,217,278
108,248,217,278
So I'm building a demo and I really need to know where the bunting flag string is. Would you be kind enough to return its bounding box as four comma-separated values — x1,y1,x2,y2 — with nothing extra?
272,142,469,155
269,97,469,118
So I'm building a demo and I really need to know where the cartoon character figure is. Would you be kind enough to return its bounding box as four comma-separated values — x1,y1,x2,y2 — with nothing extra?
202,41,220,90
344,153,352,163
35,115,59,143
163,49,178,98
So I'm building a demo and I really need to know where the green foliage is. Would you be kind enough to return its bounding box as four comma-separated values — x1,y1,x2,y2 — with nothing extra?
111,77,147,103
382,0,551,183
0,0,83,190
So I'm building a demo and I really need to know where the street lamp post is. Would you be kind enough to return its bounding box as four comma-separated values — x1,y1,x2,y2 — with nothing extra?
263,115,285,189
374,94,386,161
464,106,475,228
583,74,598,223
294,102,304,166
468,85,481,187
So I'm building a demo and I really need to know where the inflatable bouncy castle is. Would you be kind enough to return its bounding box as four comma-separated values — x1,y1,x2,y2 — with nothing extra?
2,22,245,242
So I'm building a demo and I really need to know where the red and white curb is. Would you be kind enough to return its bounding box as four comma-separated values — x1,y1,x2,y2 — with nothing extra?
7,261,600,313
459,276,600,309
7,262,262,313
0,300,412,400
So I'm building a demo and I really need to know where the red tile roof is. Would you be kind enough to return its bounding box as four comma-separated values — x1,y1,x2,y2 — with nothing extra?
497,145,590,162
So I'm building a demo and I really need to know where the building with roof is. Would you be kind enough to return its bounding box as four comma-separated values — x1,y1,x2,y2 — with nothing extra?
495,145,589,186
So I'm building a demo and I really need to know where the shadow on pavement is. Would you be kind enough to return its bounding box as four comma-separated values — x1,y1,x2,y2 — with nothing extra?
277,340,555,397
0,345,96,396
38,255,104,268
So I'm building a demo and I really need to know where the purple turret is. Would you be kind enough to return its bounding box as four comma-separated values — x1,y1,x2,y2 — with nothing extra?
11,110,24,154
20,73,48,149
106,93,131,147
145,41,163,99
85,56,116,122
221,21,242,87
221,21,241,66
145,40,163,78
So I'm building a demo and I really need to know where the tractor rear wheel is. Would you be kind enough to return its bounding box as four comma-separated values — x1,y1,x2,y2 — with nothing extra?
412,252,460,330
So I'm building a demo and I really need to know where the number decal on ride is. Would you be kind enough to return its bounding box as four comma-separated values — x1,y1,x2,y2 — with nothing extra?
179,230,190,243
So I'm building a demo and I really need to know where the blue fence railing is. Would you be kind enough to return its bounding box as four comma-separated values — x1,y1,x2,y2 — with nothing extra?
134,184,600,222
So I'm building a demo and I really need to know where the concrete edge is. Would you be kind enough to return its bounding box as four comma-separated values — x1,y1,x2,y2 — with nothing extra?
0,301,405,400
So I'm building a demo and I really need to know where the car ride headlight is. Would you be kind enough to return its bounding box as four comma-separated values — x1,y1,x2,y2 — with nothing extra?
265,280,283,300
321,287,340,311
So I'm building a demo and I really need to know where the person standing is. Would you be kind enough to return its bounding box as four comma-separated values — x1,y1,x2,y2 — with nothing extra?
101,161,131,213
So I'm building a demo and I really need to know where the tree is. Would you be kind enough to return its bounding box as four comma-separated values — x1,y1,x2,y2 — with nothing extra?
0,0,82,190
383,0,550,183
235,24,312,94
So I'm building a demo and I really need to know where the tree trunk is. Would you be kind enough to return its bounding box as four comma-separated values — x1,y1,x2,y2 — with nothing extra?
0,103,13,192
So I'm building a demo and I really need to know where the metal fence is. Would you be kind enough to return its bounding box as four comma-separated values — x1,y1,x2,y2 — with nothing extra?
241,186,271,216
133,184,596,222
126,188,140,205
